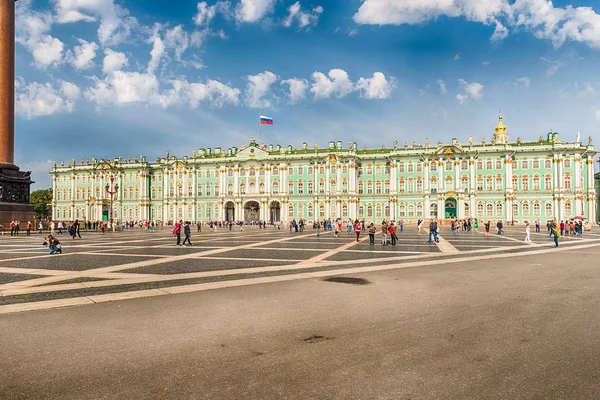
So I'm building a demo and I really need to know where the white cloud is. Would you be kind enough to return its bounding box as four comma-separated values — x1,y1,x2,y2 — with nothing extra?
147,33,166,74
283,2,323,29
453,53,461,60
235,0,276,23
15,3,64,68
281,78,308,103
540,57,563,76
596,109,600,122
457,79,484,105
310,69,354,99
54,0,138,46
102,49,128,74
60,80,81,100
16,80,79,119
164,25,189,61
68,38,98,70
352,0,600,49
515,77,531,88
436,79,447,94
577,83,596,97
356,72,396,99
245,71,278,108
482,60,491,66
85,72,239,109
194,1,230,26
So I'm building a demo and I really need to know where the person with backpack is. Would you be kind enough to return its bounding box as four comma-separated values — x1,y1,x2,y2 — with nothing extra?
354,220,362,242
496,220,503,235
173,220,182,246
428,220,439,243
484,221,491,236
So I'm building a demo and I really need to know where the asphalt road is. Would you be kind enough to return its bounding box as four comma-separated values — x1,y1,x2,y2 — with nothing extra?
2,244,600,399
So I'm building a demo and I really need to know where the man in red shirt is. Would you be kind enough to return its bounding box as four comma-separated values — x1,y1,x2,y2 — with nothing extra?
388,223,397,246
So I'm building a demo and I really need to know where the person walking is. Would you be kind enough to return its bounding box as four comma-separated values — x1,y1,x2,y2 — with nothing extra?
428,220,439,243
368,223,376,245
496,220,503,235
38,221,43,234
484,221,490,237
525,221,531,242
474,218,479,232
173,220,182,246
58,221,63,234
354,220,362,242
388,223,397,246
399,219,404,233
550,220,560,247
535,219,541,233
316,220,321,236
26,221,31,236
560,220,565,236
72,220,82,239
182,222,193,246
417,219,424,236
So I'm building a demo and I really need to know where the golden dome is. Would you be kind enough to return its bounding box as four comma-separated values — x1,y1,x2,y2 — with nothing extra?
495,113,507,135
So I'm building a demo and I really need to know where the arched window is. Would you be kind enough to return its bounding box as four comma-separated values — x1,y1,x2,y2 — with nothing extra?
486,160,493,170
416,179,422,192
227,183,233,195
298,166,303,175
430,162,437,172
486,203,493,217
228,169,233,177
297,181,304,194
485,176,492,191
521,160,528,169
366,166,373,175
446,161,453,171
431,203,438,218
545,175,552,191
398,179,405,193
407,164,414,173
512,160,517,169
273,166,279,175
376,205,382,218
545,160,552,169
565,201,572,218
496,203,503,217
259,182,265,194
564,175,572,191
358,181,364,194
495,176,503,190
399,203,406,217
533,160,539,169
476,161,483,170
496,160,502,169
342,166,348,174
564,158,571,168
513,202,519,219
533,175,540,190
307,204,314,218
375,166,381,175
376,181,382,194
464,203,470,217
249,167,256,176
523,202,530,217
288,204,295,219
384,204,390,218
367,205,373,217
408,204,415,218
367,181,373,194
240,183,246,194
416,164,422,172
545,203,552,217
319,181,325,193
342,204,348,218
399,164,405,173
240,168,246,177
288,182,294,193
272,181,278,193
298,203,304,218
416,203,423,217
522,176,529,191
533,202,541,217
307,180,313,194
461,161,468,170
358,205,364,218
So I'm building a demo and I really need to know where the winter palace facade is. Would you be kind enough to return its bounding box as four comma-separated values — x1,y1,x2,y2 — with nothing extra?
50,115,597,224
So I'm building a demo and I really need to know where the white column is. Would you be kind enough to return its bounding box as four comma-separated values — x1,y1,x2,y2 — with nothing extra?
391,163,397,194
424,196,430,219
51,175,56,220
424,160,429,191
325,165,330,194
469,157,475,191
265,165,271,195
337,164,342,194
438,158,443,190
349,163,356,193
454,157,460,188
438,196,444,220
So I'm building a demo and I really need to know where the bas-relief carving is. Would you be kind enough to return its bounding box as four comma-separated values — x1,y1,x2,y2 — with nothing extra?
0,182,30,203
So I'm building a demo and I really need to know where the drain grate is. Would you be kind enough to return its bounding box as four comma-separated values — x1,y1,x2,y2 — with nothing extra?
322,276,371,285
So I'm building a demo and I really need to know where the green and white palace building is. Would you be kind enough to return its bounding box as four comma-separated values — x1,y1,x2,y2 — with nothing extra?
50,114,597,225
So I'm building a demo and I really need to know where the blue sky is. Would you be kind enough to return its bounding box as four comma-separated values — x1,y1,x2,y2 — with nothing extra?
15,0,600,189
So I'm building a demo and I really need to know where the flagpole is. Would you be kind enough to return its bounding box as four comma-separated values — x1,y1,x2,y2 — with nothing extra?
258,113,262,146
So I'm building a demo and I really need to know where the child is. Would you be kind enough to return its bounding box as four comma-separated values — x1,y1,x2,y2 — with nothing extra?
525,222,531,242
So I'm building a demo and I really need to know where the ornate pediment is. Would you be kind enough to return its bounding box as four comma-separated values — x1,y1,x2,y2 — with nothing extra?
435,143,464,155
236,145,269,160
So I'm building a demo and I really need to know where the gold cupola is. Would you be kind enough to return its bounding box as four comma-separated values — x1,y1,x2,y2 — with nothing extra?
493,111,508,144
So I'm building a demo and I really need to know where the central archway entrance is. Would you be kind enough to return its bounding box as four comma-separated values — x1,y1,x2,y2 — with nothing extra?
244,200,260,223
224,201,235,222
445,197,457,219
269,201,281,222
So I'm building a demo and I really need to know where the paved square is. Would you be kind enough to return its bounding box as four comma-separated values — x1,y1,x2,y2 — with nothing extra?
1,224,600,312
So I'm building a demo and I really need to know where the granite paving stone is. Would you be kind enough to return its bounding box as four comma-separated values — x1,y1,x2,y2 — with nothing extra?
118,259,294,275
0,273,47,284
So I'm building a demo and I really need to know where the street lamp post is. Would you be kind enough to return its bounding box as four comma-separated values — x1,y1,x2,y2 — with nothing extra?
105,175,119,232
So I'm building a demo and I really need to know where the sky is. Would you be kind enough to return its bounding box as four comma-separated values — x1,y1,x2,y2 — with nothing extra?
14,0,600,189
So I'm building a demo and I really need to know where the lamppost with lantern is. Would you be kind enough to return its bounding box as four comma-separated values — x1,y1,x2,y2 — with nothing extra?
105,175,119,232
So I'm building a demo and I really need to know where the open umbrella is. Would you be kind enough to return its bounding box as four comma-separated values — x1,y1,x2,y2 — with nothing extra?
574,215,585,220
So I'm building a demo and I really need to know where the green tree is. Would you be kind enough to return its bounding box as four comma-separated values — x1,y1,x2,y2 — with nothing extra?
30,189,53,220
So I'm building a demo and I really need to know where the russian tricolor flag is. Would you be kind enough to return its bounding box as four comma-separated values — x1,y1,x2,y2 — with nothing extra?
260,115,274,125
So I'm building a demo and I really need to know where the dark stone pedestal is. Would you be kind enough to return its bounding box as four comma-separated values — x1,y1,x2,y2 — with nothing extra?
0,163,34,228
